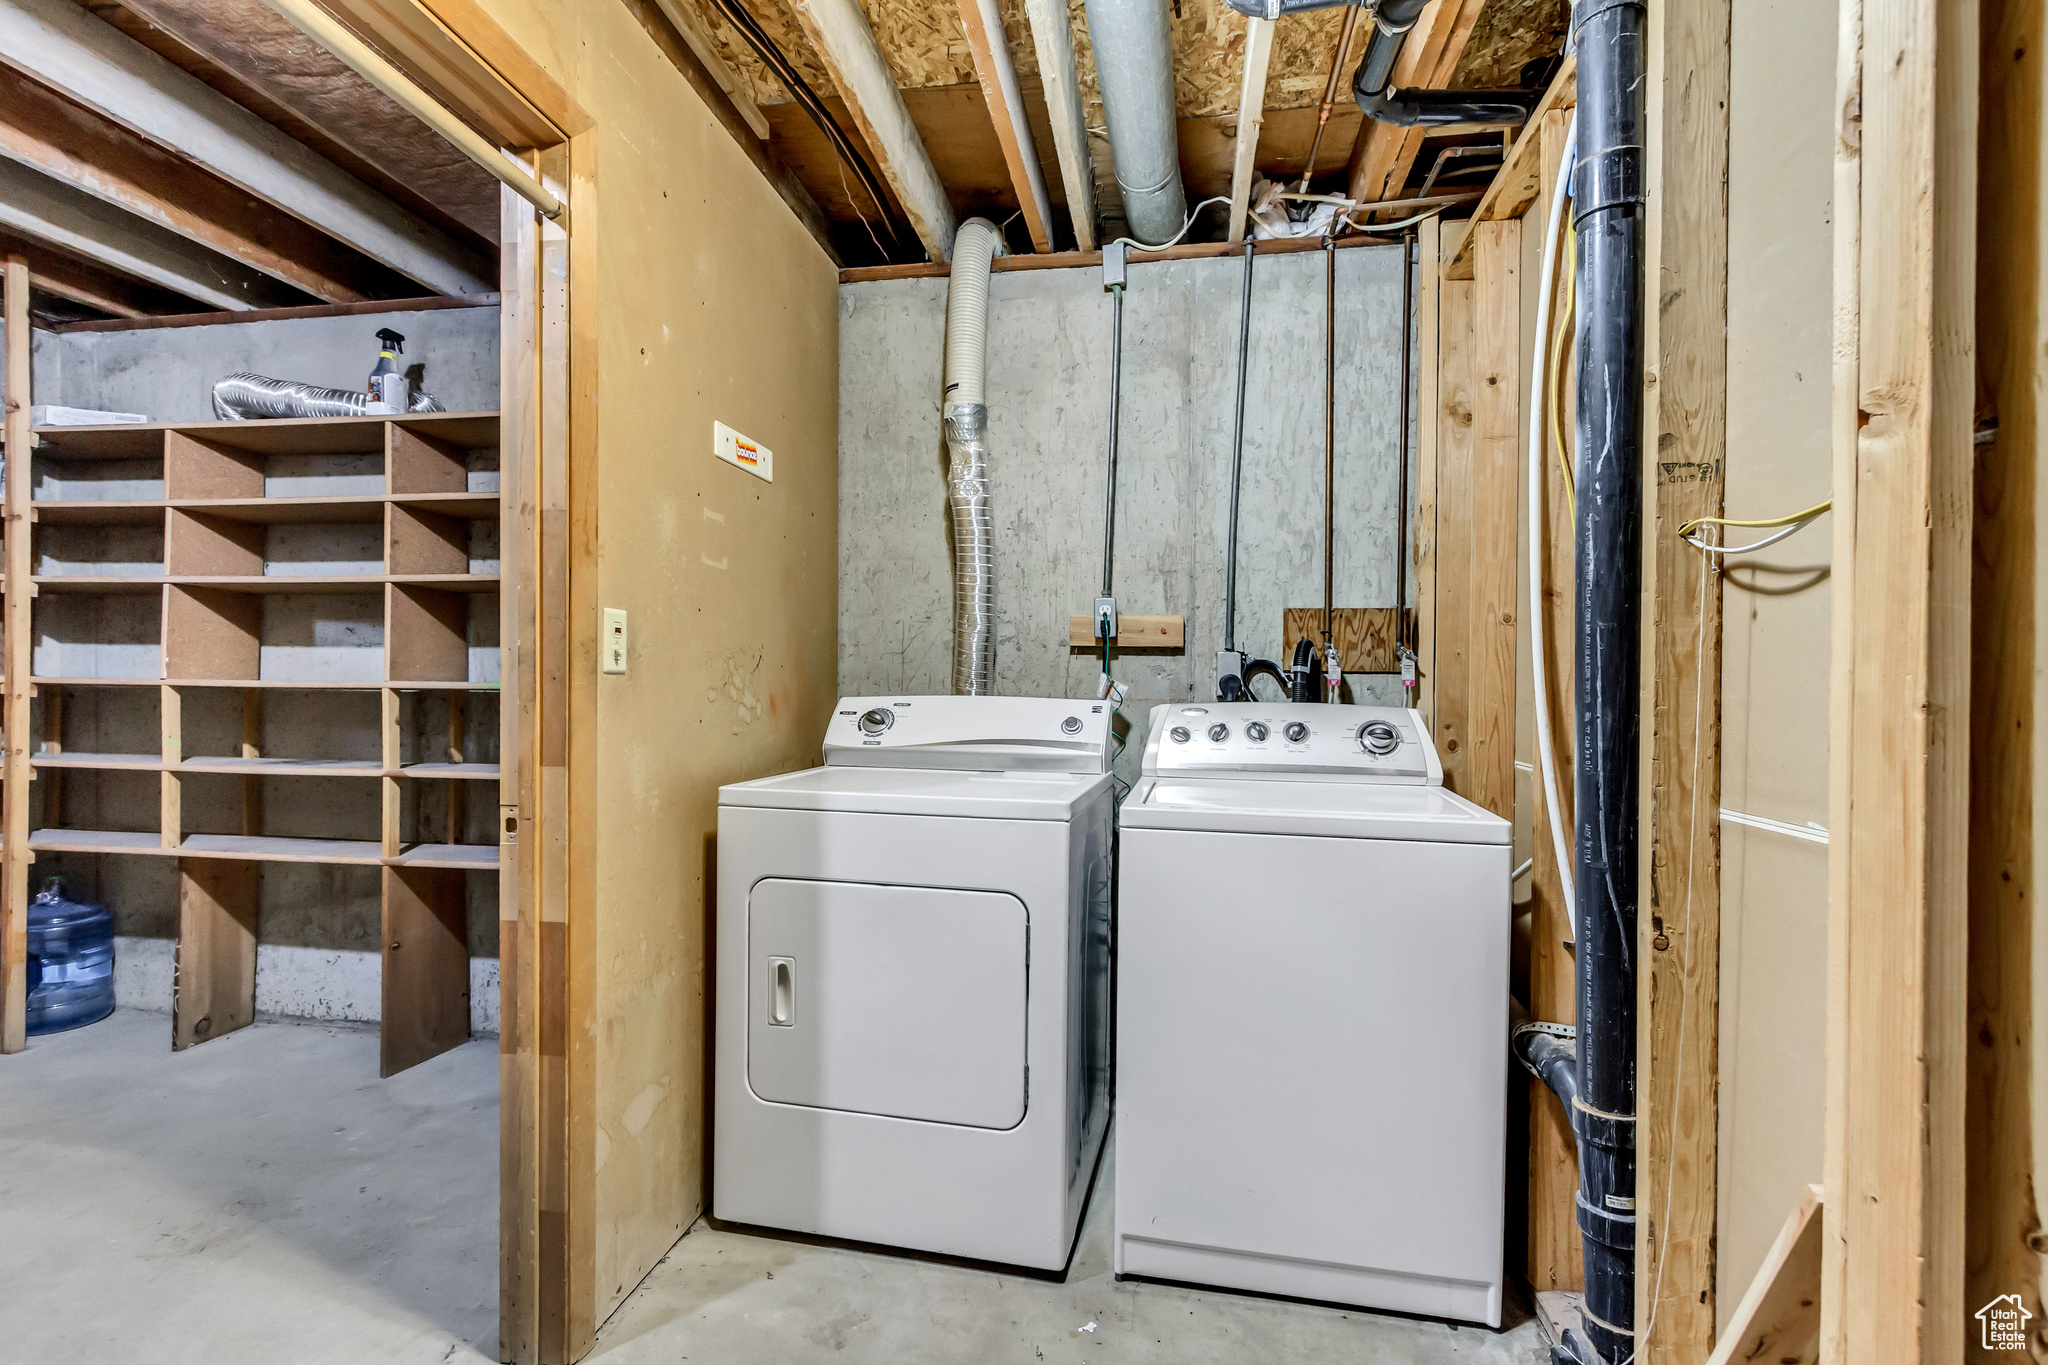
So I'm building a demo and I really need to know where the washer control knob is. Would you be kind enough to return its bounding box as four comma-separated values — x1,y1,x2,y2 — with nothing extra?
1207,723,1230,743
1283,721,1310,744
1169,726,1192,744
1061,716,1083,735
857,708,894,736
1359,720,1400,756
1246,721,1269,742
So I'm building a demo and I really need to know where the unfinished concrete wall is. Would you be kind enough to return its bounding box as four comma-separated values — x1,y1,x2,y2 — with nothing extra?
1715,0,1836,1319
30,303,499,422
838,246,1412,785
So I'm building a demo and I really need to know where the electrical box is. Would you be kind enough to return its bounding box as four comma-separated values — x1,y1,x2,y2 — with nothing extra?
602,607,628,674
715,421,774,482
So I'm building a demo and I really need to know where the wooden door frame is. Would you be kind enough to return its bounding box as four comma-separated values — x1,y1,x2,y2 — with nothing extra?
313,5,589,1360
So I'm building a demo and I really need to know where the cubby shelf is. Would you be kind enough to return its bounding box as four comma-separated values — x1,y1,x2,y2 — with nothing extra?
26,408,505,1076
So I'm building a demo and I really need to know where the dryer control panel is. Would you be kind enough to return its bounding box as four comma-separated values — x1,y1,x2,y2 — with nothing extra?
1139,702,1442,784
824,695,1113,773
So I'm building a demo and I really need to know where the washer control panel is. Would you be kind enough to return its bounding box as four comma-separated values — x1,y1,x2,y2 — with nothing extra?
1142,702,1440,784
823,695,1113,773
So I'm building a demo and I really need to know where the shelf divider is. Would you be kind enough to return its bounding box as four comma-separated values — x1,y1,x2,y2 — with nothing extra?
173,857,258,1050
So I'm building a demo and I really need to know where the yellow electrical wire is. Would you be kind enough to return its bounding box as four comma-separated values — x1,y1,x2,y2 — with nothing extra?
1676,500,1833,540
1548,221,1576,520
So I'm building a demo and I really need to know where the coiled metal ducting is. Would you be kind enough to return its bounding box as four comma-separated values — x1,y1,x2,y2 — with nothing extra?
942,218,1003,695
211,372,447,421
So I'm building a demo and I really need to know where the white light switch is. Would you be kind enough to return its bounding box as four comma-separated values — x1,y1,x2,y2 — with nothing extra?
602,608,627,674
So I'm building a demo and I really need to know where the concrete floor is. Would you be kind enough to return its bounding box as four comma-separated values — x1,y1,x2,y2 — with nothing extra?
3,1008,1547,1365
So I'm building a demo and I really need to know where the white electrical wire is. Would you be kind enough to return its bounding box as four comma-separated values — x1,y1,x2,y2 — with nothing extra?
1107,196,1232,252
1526,113,1579,923
1683,516,1825,556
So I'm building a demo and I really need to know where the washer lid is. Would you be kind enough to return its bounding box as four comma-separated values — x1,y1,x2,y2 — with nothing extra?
721,764,1114,820
1118,776,1511,844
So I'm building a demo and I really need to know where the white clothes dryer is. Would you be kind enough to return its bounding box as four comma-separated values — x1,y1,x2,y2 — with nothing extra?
1114,701,1512,1325
715,695,1115,1270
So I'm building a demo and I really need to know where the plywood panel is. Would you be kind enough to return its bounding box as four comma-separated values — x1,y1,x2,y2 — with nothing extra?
382,865,471,1076
164,585,261,680
172,857,258,1049
388,584,468,681
164,431,265,500
1281,607,1400,675
167,509,264,577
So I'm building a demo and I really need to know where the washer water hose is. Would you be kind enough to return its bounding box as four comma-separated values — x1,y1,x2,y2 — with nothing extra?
942,218,1004,695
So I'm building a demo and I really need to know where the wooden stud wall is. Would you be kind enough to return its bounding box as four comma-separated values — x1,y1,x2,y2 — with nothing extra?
1637,0,1730,1353
1822,0,1976,1357
2,255,28,1054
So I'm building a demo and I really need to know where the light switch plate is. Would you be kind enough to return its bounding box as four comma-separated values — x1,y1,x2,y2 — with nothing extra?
602,607,627,674
714,421,773,482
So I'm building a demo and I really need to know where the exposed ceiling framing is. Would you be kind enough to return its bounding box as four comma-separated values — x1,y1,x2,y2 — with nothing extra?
2,0,1565,322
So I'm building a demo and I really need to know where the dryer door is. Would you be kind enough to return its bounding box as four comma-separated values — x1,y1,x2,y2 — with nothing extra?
747,878,1028,1129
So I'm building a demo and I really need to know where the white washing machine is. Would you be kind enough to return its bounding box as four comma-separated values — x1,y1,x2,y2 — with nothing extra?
714,695,1115,1270
1114,701,1512,1325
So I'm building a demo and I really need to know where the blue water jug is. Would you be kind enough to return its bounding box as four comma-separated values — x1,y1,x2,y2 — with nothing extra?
26,878,114,1035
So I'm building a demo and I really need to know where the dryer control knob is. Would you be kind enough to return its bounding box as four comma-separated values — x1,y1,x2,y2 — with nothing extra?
1246,721,1270,742
1061,716,1083,735
1359,720,1400,756
1169,726,1192,744
858,708,894,736
1207,723,1230,743
1283,721,1310,744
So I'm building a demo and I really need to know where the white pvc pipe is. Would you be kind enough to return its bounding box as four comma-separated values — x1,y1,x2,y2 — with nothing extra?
1527,114,1577,924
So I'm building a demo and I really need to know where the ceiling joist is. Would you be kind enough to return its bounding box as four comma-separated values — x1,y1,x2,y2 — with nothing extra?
956,0,1053,252
0,0,494,296
785,0,956,261
0,65,408,305
0,156,302,312
650,0,772,139
1021,0,1096,252
1345,0,1489,205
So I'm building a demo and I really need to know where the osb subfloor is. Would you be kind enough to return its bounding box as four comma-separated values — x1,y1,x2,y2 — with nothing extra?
0,1007,1547,1364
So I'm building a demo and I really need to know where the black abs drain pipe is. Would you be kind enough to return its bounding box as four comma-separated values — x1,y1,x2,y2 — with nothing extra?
1561,0,1647,1362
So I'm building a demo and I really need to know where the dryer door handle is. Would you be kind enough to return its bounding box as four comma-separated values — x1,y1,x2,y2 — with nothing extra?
768,956,796,1026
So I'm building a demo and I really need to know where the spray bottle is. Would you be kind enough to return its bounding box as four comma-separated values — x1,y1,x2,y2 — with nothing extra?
366,328,410,414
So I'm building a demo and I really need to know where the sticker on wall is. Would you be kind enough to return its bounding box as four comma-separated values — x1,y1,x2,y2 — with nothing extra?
714,421,773,482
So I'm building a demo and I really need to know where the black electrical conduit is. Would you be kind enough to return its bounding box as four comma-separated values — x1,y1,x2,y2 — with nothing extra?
703,0,907,253
1558,0,1647,1361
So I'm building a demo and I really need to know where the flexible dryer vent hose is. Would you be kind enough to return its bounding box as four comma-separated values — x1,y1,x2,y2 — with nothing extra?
942,219,1004,695
211,372,447,421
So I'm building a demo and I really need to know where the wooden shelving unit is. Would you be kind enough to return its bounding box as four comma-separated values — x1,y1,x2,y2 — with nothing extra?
23,410,502,1074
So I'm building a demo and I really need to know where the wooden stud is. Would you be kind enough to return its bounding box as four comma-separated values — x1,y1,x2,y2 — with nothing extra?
382,687,402,859
1411,216,1440,719
1526,111,1581,1297
381,864,470,1076
2,253,29,1053
1432,249,1476,794
955,0,1054,253
1465,219,1518,822
1636,0,1729,1350
446,689,467,844
38,684,61,831
1227,18,1275,244
172,857,257,1049
1966,0,2047,1333
1823,0,1975,1356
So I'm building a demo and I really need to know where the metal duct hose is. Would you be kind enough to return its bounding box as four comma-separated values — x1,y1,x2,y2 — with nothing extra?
1080,0,1187,244
211,372,447,421
943,219,1003,695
